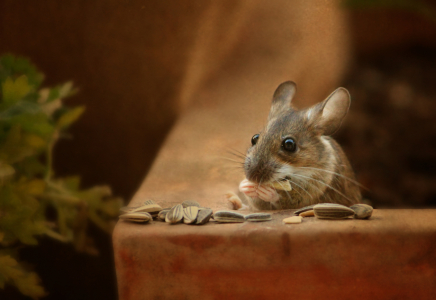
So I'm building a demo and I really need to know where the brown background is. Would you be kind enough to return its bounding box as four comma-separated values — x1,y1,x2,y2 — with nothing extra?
1,1,436,299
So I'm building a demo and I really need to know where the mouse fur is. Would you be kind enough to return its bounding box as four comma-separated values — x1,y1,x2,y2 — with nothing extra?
243,81,362,210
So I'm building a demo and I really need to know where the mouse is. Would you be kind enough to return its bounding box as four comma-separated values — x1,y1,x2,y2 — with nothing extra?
231,81,362,210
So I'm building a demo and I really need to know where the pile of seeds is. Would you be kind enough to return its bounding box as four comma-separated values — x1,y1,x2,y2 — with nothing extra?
119,200,373,226
286,203,373,224
119,200,215,225
118,199,163,223
119,199,273,225
160,201,213,225
214,211,272,223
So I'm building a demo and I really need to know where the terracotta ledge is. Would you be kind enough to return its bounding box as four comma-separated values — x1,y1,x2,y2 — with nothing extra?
114,209,436,300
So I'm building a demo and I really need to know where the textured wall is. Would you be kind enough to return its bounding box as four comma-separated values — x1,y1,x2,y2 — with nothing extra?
0,0,350,199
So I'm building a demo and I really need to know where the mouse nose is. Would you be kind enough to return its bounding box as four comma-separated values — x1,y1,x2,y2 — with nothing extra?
244,157,275,184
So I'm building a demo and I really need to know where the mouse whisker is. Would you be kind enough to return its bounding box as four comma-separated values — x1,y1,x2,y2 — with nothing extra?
220,156,245,165
292,173,354,204
226,148,247,159
295,166,368,190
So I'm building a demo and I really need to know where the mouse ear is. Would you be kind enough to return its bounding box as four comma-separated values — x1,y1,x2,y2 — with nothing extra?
312,87,350,135
269,81,296,118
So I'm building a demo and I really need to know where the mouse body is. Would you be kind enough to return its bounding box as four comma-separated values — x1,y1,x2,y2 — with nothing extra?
240,81,361,210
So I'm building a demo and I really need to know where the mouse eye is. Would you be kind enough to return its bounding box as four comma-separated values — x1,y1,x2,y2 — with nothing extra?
282,138,297,152
251,134,260,146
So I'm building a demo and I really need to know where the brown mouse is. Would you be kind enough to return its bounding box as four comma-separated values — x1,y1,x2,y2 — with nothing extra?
239,81,361,210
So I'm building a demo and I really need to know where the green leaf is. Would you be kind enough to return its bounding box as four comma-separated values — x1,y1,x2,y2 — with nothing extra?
57,106,85,129
0,161,15,179
0,54,44,88
59,81,76,98
1,76,32,107
9,113,54,137
0,254,46,299
21,179,46,196
0,101,42,120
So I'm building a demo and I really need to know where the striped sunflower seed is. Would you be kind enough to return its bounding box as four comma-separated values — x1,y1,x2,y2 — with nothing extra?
313,203,355,219
158,209,170,221
196,209,213,225
214,211,245,223
183,206,199,224
350,204,373,219
165,204,184,224
119,212,152,223
245,213,272,222
131,199,162,216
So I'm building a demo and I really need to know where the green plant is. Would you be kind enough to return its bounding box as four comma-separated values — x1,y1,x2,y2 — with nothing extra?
0,55,122,299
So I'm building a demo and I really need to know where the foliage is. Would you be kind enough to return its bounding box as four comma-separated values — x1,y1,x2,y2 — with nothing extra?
0,55,122,299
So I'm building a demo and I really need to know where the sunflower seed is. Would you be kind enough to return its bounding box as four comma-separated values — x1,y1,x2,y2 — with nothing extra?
165,204,184,224
183,206,199,224
131,199,162,215
119,206,139,214
158,209,170,221
350,204,373,219
196,209,213,225
299,210,315,217
245,213,272,222
181,200,200,208
313,204,355,219
119,212,152,223
269,180,292,191
214,211,245,223
293,204,316,215
283,216,302,224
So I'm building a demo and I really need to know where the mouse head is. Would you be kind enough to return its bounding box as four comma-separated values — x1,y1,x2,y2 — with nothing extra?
244,81,351,184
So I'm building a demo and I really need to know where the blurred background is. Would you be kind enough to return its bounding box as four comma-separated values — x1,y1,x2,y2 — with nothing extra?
1,0,436,299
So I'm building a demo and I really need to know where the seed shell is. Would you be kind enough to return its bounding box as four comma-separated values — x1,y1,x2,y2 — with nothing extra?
158,209,170,221
165,204,184,224
182,200,200,208
131,199,162,215
183,206,199,224
213,211,245,223
283,216,302,224
313,204,355,219
196,209,213,225
269,180,292,191
119,212,152,223
299,210,315,217
294,204,316,215
350,204,373,219
245,213,272,222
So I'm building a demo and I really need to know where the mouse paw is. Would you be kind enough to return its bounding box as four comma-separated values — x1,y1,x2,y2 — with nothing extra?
256,185,280,202
225,192,250,211
239,179,258,198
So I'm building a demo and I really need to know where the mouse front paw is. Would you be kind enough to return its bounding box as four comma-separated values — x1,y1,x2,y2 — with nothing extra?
239,178,280,202
239,179,258,197
256,185,280,202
